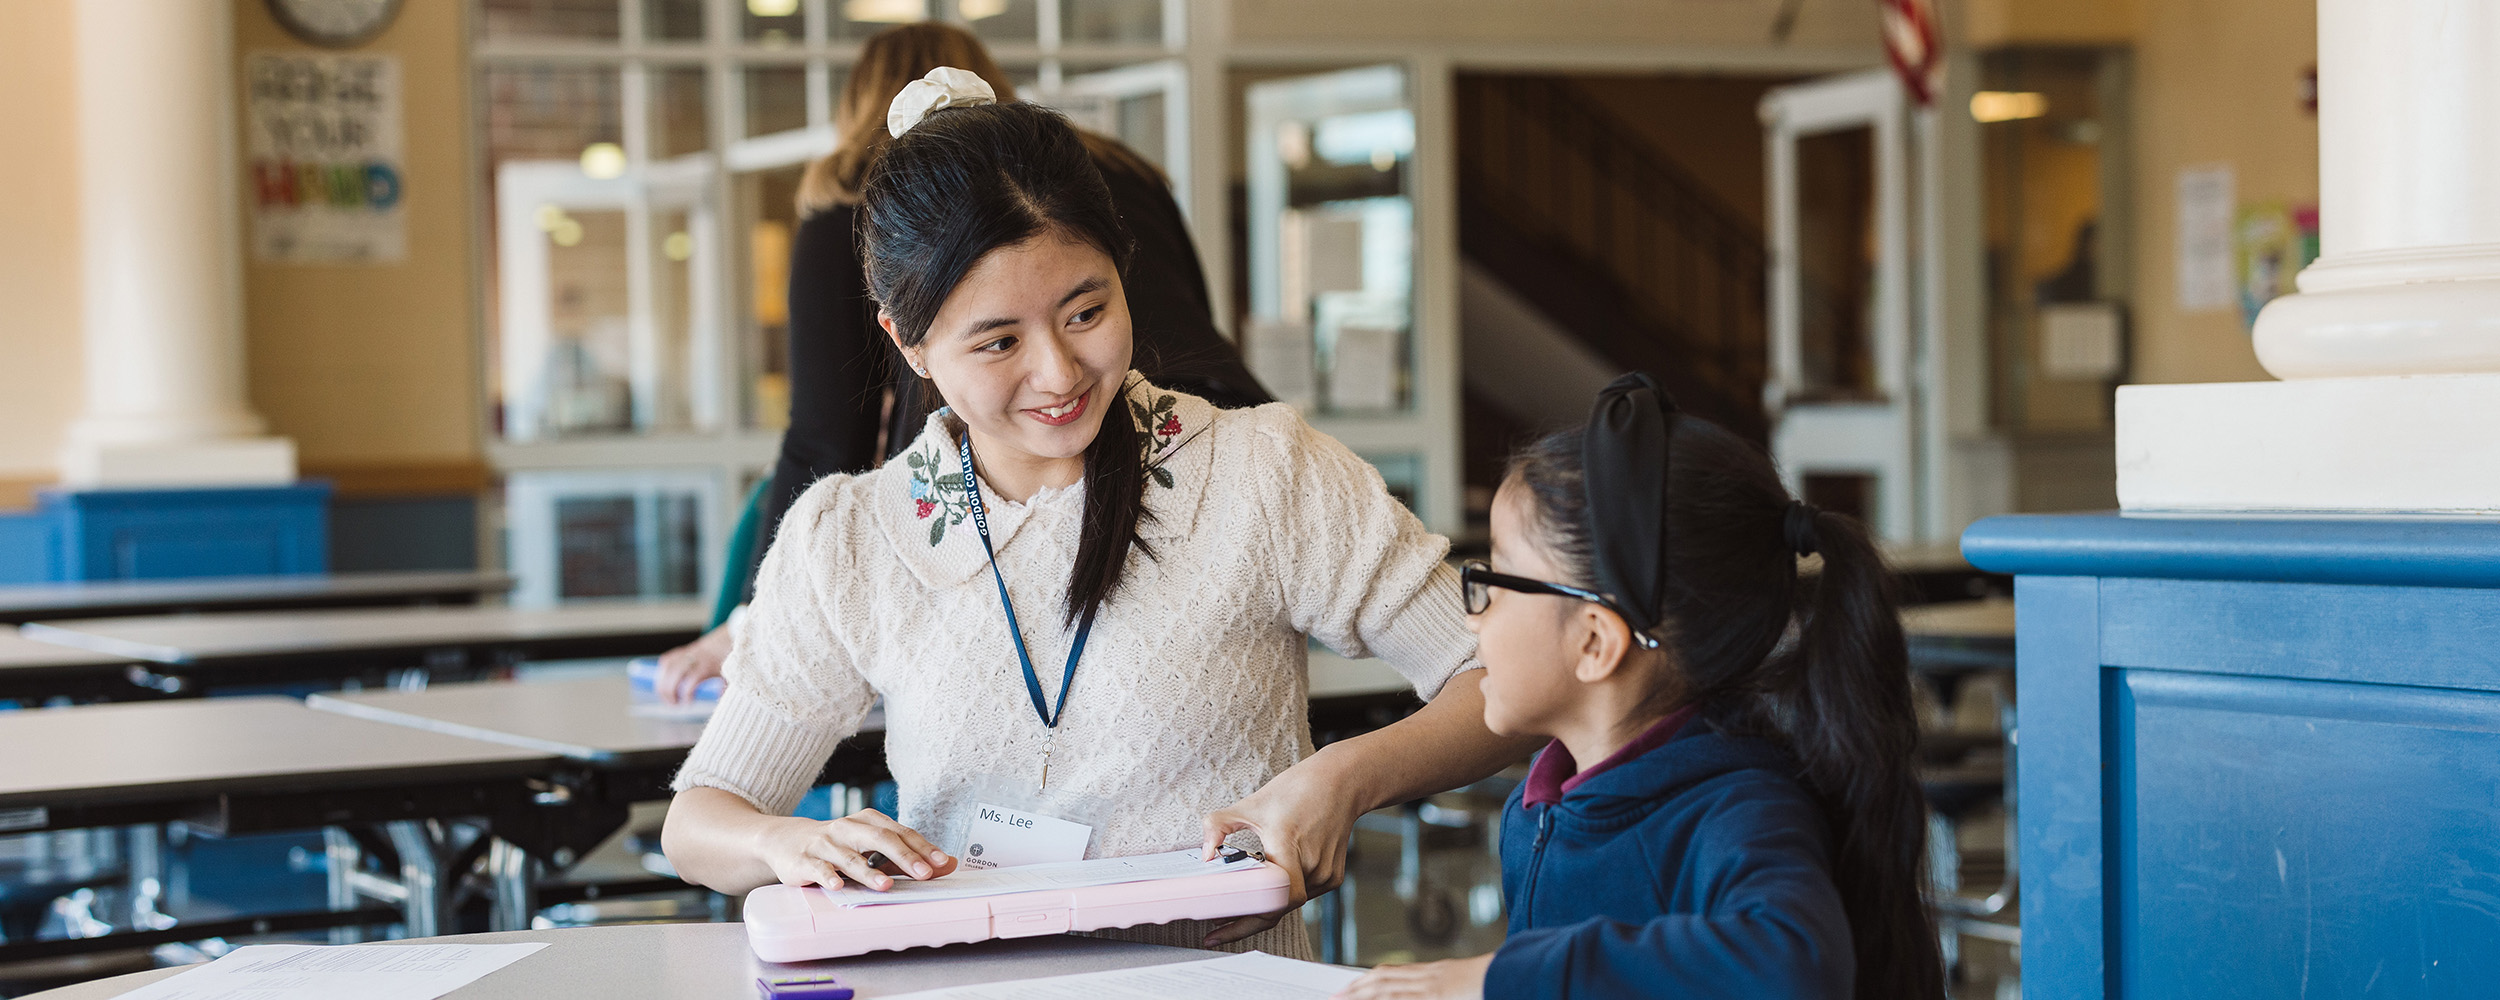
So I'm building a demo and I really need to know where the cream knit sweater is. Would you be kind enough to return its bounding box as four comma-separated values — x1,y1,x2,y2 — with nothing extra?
673,377,1478,959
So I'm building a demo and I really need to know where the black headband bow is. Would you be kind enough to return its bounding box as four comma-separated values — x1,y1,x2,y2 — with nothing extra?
1581,372,1678,644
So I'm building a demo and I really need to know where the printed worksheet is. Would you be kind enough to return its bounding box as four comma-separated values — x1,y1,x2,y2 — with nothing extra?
110,942,547,1000
826,849,1262,907
881,952,1361,1000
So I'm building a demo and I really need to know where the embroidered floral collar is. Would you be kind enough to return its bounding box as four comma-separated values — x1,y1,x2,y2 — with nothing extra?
877,375,1219,589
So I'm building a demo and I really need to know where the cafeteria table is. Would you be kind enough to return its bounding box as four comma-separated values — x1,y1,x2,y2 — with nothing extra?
0,571,515,625
15,924,1210,1000
0,631,139,703
16,600,708,697
0,697,567,964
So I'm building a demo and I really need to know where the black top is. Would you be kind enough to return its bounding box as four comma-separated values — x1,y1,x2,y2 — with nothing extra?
752,154,1270,598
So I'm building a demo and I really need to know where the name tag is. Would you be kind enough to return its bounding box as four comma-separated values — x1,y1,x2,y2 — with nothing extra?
961,801,1092,870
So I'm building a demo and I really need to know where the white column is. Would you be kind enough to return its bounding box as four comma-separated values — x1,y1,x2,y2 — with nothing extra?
2114,0,2500,513
60,0,294,487
2250,0,2500,378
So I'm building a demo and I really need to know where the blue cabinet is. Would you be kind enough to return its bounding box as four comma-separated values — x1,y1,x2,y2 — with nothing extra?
1964,514,2500,998
0,483,331,583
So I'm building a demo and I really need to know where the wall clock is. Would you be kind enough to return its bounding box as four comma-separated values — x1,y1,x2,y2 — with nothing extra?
265,0,405,48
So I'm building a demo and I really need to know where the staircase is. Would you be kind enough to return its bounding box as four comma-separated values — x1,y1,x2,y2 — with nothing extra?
1457,75,1770,442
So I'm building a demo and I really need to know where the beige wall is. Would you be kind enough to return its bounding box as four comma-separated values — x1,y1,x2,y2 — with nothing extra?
1232,0,1881,51
0,3,84,494
2126,0,2315,385
234,0,484,490
0,2,481,506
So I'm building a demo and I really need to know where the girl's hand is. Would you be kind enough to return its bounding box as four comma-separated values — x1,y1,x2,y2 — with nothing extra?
1199,756,1367,946
757,809,956,891
1333,955,1492,1000
654,624,733,704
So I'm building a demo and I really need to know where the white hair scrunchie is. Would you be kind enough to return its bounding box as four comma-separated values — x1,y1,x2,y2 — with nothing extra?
887,66,998,138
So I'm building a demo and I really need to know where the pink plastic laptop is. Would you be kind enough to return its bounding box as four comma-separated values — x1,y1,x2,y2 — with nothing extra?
743,859,1292,962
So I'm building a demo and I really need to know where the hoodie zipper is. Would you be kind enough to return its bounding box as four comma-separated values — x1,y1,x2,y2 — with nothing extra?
1520,806,1555,917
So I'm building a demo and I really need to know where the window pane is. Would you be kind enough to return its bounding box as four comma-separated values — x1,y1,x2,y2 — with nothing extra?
479,0,622,42
1241,65,1417,415
957,0,1038,43
553,492,702,599
737,165,805,431
834,0,929,38
643,0,706,40
1063,0,1162,44
745,66,809,137
1117,90,1167,170
744,0,805,44
650,67,710,159
482,66,624,162
652,207,701,432
540,208,636,436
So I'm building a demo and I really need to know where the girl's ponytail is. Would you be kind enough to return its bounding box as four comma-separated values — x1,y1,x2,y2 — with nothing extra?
1778,505,1939,1000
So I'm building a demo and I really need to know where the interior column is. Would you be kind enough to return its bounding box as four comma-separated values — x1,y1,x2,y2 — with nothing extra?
61,0,294,486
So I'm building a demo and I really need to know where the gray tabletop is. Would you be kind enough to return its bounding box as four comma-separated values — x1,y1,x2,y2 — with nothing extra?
19,600,710,666
14,923,1210,999
304,654,1408,770
1901,597,2015,641
0,629,134,672
306,676,734,767
0,696,556,811
0,570,516,624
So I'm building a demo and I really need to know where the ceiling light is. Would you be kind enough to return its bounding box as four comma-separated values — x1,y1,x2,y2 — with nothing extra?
958,0,1007,19
749,0,801,16
843,0,928,22
578,142,628,179
1970,91,2048,123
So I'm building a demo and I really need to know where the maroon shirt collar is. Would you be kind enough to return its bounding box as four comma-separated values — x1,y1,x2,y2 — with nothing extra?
1522,703,1702,807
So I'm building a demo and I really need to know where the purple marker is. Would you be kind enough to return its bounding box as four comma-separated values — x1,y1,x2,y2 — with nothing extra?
757,972,853,999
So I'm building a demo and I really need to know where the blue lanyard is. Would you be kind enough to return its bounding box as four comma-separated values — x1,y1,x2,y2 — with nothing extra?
959,436,1095,734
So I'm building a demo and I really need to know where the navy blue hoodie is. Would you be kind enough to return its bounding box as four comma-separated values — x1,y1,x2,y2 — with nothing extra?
1484,713,1855,999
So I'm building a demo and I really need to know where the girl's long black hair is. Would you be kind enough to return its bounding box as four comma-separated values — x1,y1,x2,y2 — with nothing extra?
859,100,1150,626
1508,417,1943,1000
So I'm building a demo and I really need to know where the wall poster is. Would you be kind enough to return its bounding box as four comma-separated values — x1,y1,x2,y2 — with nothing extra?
245,51,406,263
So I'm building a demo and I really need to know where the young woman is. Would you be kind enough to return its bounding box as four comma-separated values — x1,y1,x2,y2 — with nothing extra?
1338,375,1943,999
651,22,1266,699
661,71,1540,958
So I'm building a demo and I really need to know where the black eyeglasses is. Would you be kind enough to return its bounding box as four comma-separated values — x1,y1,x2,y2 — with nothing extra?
1459,560,1663,649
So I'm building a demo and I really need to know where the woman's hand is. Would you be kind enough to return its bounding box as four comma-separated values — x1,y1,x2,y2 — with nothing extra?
757,808,958,891
655,624,734,704
1199,752,1368,946
1333,955,1492,1000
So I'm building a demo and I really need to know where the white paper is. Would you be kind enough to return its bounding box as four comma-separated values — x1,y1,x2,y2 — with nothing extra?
111,942,547,1000
2175,164,2235,311
2038,302,2123,380
825,849,1262,907
883,951,1361,1000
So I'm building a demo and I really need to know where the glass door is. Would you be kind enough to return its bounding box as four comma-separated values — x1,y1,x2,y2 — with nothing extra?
1762,69,1922,542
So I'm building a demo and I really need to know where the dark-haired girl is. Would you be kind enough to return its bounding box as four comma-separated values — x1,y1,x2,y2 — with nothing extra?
1340,374,1943,999
661,69,1540,959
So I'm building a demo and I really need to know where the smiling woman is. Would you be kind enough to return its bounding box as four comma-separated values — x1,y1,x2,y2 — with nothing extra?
659,86,1546,961
862,99,1147,628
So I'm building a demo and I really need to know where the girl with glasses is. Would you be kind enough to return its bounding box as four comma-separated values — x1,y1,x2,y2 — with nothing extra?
1339,374,1942,1000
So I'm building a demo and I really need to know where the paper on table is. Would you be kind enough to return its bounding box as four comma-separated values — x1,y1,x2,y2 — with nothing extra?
881,951,1361,1000
111,942,547,1000
826,849,1262,907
